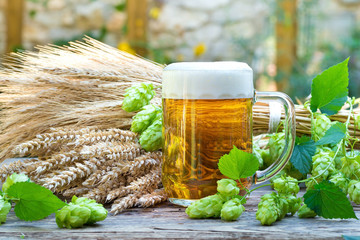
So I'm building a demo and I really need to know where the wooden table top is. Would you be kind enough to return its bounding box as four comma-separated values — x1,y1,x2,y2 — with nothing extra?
0,188,359,240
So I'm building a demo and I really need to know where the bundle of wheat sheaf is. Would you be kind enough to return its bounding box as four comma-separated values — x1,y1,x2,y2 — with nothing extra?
0,127,167,214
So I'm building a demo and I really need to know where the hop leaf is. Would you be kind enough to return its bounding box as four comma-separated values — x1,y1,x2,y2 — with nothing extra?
139,113,163,151
0,197,11,224
2,173,30,193
310,58,349,115
131,105,162,133
122,83,155,112
218,146,259,180
303,181,357,219
7,182,66,221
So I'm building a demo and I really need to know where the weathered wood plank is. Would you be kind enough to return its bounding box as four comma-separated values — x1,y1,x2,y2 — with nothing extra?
0,189,359,240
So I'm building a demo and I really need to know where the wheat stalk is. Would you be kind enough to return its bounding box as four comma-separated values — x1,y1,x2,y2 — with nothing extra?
0,37,163,162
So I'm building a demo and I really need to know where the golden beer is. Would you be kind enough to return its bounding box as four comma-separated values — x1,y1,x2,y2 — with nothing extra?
162,62,296,206
162,98,253,200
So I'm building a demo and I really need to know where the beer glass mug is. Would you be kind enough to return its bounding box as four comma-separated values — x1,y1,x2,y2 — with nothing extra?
162,62,296,206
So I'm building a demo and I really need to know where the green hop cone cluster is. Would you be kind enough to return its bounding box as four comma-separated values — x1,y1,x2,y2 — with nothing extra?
139,113,163,151
311,147,336,180
329,172,349,194
348,180,360,204
297,204,317,218
0,196,11,225
256,192,302,225
56,196,108,229
2,173,30,193
122,83,155,112
186,179,245,221
130,105,162,133
312,114,332,142
220,198,245,221
273,175,300,195
217,179,240,197
185,194,225,219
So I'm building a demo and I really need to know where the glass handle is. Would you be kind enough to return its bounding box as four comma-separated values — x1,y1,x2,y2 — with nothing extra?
254,91,296,184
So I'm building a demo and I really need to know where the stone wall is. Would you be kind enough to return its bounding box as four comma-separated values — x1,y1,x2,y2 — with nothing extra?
0,0,359,64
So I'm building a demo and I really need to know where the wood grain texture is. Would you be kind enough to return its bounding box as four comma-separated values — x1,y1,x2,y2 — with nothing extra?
0,189,359,240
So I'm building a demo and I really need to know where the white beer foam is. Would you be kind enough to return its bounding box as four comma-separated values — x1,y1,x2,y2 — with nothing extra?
162,62,254,99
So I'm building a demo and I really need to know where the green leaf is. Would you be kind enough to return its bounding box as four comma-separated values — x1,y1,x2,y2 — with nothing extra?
218,146,259,180
7,182,66,221
304,181,357,219
315,122,346,146
310,58,349,115
290,136,316,175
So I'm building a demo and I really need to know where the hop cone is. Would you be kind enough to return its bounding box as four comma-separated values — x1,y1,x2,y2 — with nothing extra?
71,196,108,224
253,143,264,169
186,194,226,219
122,83,155,112
56,203,91,229
329,172,349,194
217,179,240,197
281,194,301,216
256,193,281,225
348,180,360,204
266,133,304,180
220,198,245,221
267,132,285,164
273,175,300,195
340,156,360,180
56,196,107,229
139,113,163,151
297,204,317,218
311,147,336,180
305,179,320,191
312,114,332,141
131,105,162,133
